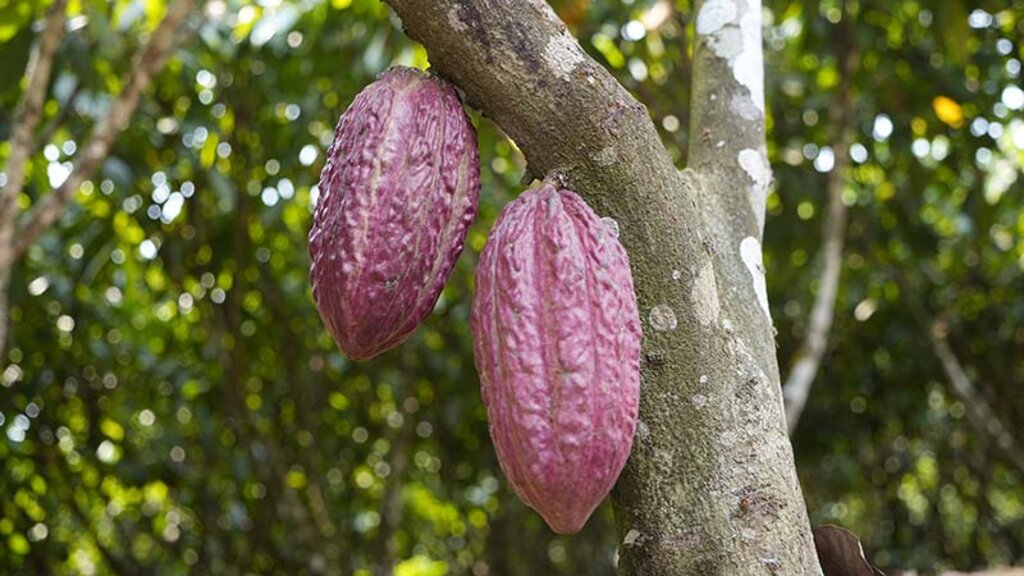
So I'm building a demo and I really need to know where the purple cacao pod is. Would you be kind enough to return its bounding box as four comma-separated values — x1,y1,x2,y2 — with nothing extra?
310,67,480,361
471,181,642,534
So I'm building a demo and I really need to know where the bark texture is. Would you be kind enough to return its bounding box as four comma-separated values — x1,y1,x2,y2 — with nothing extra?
382,1,821,573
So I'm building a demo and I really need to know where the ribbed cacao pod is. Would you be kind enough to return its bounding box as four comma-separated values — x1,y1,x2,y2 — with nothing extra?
471,181,642,534
310,67,480,361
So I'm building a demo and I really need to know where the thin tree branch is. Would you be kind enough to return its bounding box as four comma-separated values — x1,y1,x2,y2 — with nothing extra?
32,80,84,155
782,11,858,434
687,0,769,241
13,0,196,260
0,0,67,226
929,319,1024,477
0,0,68,365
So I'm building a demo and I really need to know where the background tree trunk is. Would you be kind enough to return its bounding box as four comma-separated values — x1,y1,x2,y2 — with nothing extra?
382,1,822,573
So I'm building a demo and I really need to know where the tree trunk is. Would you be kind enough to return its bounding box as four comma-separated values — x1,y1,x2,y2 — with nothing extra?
382,1,821,573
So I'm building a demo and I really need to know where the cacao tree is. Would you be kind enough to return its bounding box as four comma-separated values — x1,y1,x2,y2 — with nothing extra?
380,0,822,572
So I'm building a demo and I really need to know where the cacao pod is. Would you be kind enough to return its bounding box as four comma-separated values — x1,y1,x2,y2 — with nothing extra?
471,181,642,534
310,67,480,361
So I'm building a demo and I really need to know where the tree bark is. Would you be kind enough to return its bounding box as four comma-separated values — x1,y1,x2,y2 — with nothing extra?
382,1,821,573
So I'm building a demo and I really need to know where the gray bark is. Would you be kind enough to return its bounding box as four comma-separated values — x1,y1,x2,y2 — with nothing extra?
382,1,821,573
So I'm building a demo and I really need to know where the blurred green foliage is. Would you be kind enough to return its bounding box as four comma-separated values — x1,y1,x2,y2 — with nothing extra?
0,0,1022,574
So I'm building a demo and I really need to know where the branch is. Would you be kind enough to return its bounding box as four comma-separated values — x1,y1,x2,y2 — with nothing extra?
382,0,703,251
32,79,84,155
782,14,858,434
0,0,67,250
12,0,196,260
687,0,769,240
0,0,67,365
929,319,1024,476
780,165,847,434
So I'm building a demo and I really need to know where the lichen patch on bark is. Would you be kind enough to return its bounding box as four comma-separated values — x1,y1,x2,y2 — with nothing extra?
696,0,737,35
544,33,585,80
691,260,720,326
734,2,765,112
729,93,761,120
695,0,765,113
601,216,621,238
448,6,468,32
739,236,771,319
738,148,770,231
594,145,619,166
649,304,678,332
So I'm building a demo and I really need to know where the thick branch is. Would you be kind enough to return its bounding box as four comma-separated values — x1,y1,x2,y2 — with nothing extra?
782,15,858,434
13,0,195,260
688,0,769,241
383,0,702,251
929,320,1024,476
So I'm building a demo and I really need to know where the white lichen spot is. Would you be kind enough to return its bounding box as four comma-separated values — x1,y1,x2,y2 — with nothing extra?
739,236,771,319
738,148,771,231
672,269,682,281
447,6,468,32
691,261,720,326
648,304,678,332
586,75,596,85
729,93,761,120
738,149,770,189
696,0,737,35
716,140,726,148
636,420,650,443
594,146,618,166
707,26,744,61
623,529,643,547
733,1,765,112
721,429,738,446
544,33,585,80
699,374,709,385
740,527,756,541
692,393,709,409
601,216,620,239
722,318,735,335
697,0,766,114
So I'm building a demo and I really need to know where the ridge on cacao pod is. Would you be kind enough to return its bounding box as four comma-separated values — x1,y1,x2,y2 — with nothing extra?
471,179,642,534
309,66,481,361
